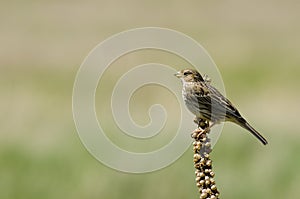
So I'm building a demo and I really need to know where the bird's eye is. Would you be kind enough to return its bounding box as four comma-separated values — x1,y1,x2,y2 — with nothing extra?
183,71,192,76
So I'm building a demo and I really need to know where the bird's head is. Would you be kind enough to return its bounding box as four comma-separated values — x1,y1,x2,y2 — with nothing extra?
174,68,204,82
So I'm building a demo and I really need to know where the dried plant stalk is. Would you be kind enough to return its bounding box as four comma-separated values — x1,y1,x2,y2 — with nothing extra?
192,121,220,199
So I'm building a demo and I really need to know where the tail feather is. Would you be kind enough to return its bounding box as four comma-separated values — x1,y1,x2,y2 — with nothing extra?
236,119,268,145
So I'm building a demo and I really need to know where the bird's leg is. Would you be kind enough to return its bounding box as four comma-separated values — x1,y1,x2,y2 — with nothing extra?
202,122,216,134
192,117,211,139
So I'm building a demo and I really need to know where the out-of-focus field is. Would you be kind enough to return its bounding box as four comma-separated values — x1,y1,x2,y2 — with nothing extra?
1,1,300,199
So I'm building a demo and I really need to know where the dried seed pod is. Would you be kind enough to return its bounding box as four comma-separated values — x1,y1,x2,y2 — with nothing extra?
199,172,205,178
194,163,200,169
199,180,205,185
200,192,207,199
194,154,201,160
205,180,211,185
198,187,203,193
211,185,217,191
192,127,219,199
200,158,205,165
206,188,212,194
195,145,201,151
196,182,202,188
206,160,212,167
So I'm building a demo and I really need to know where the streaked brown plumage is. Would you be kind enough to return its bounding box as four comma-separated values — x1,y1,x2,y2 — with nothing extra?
175,68,268,145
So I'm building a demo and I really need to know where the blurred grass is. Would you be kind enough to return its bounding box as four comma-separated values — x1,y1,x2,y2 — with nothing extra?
1,0,300,199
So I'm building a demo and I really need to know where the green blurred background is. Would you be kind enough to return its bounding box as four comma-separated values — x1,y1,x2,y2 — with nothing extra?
1,0,300,198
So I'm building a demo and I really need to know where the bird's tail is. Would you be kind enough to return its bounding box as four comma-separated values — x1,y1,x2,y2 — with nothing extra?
236,119,268,145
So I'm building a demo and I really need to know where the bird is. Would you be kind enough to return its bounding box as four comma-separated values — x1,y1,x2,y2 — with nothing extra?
175,68,268,145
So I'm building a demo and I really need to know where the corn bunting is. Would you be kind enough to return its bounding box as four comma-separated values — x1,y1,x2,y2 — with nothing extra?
175,68,268,145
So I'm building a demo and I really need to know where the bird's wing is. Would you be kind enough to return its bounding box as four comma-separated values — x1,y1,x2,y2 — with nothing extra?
193,82,243,121
209,84,244,120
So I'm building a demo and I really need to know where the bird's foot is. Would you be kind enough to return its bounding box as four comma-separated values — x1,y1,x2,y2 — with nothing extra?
191,126,210,140
194,117,209,130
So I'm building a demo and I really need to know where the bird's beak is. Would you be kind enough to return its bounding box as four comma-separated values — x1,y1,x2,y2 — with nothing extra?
174,72,182,78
